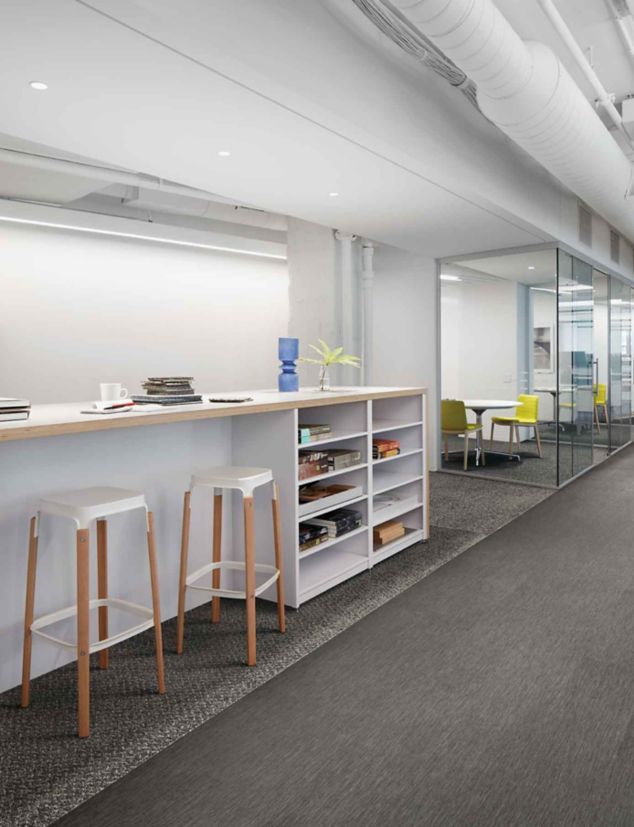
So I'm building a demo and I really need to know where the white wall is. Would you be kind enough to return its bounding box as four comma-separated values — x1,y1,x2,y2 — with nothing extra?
372,245,438,467
441,279,518,432
0,222,289,403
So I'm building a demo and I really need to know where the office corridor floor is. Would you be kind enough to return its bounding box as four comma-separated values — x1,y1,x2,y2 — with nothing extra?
51,446,634,826
1,474,550,827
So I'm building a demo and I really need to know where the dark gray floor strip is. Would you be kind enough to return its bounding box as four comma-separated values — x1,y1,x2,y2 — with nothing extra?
52,446,634,827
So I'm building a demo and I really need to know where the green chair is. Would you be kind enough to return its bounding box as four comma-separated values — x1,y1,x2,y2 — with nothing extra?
593,383,609,432
441,399,484,471
490,394,542,457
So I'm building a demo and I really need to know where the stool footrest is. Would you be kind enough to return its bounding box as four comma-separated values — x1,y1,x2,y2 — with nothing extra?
31,598,154,652
186,561,279,599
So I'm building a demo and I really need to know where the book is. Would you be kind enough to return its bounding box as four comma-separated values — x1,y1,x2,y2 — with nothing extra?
298,483,363,517
374,448,401,460
373,438,401,459
0,397,30,409
298,459,329,480
304,508,362,538
131,394,202,405
373,520,406,545
0,410,29,421
298,522,329,552
298,450,330,465
327,449,362,470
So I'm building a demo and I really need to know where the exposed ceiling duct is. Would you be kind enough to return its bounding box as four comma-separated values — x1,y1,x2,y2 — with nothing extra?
379,0,634,241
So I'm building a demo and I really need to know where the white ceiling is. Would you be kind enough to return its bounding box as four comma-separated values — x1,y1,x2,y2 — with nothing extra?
0,0,557,257
449,249,558,285
0,1,631,257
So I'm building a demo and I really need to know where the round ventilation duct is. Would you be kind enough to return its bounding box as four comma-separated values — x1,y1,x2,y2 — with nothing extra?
390,0,634,238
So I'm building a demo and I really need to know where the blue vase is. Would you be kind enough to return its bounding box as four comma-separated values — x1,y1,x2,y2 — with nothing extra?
278,337,299,392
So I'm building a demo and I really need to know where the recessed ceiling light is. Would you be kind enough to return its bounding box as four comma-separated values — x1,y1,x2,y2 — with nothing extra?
217,150,231,157
29,81,48,91
440,274,461,282
528,265,536,270
328,192,339,197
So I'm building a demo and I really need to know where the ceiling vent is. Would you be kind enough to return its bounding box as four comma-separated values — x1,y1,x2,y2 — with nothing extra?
578,204,592,247
611,229,621,263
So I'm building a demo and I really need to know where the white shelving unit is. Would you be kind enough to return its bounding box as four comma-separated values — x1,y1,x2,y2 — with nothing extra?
231,389,427,608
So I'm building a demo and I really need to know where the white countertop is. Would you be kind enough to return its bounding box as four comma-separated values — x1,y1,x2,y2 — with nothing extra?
0,386,426,443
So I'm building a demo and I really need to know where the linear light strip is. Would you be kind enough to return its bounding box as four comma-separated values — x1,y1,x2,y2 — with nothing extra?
0,215,288,260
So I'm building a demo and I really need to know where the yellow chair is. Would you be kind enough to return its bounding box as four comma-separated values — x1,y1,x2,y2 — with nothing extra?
490,394,542,458
441,399,485,471
593,383,609,432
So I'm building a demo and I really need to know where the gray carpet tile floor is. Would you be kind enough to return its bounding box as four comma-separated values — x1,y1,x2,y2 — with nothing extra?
442,434,609,487
0,472,551,827
53,444,634,827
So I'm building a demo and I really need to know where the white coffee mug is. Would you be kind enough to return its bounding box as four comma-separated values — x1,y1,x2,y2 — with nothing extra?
100,382,128,402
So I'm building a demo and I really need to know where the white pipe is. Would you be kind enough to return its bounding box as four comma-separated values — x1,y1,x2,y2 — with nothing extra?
537,0,632,144
0,147,237,205
391,0,634,238
334,230,358,384
361,241,375,386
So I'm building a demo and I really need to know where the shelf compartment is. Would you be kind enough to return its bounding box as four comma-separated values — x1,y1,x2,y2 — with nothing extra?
298,429,367,448
298,493,367,520
372,419,423,435
299,546,368,603
298,525,367,560
373,499,422,525
373,471,423,496
373,527,424,563
373,448,422,466
297,462,368,486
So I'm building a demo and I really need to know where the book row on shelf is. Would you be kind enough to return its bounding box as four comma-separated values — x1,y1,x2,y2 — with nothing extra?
373,437,401,459
299,507,363,553
298,448,362,480
0,397,31,422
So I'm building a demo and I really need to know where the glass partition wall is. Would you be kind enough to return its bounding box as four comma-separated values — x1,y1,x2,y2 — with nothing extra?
440,245,634,488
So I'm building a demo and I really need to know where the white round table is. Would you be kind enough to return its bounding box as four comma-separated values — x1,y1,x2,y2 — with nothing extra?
463,399,520,465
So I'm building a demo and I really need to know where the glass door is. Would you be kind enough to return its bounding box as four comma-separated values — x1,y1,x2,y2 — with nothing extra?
592,270,609,454
609,277,632,450
557,250,594,484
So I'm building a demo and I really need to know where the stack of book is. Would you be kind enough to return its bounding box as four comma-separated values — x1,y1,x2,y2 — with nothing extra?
0,397,30,422
298,449,330,480
298,423,331,444
373,438,401,460
302,507,362,540
298,522,329,552
132,377,202,405
373,519,406,546
327,448,362,471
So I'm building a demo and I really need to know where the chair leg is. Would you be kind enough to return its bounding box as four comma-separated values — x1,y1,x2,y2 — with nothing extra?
508,425,514,457
211,492,223,624
594,404,600,433
76,528,90,738
176,491,191,655
463,434,469,471
535,425,543,458
480,433,486,466
243,496,257,666
96,519,109,670
271,483,286,634
489,422,495,450
516,425,522,453
146,512,166,695
604,404,610,427
444,437,449,461
20,516,39,709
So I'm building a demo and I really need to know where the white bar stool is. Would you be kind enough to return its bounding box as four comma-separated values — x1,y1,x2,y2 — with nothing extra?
20,487,166,738
176,467,286,666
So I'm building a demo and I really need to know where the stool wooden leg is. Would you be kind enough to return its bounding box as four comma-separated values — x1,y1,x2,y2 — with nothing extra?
243,496,256,666
97,519,109,670
271,484,286,634
147,511,166,694
20,516,39,709
76,528,90,738
176,491,191,655
211,492,223,624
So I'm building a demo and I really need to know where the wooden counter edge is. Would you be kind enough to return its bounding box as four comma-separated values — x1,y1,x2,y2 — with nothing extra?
0,388,427,443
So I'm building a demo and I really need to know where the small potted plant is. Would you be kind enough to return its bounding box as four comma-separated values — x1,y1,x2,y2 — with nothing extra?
300,339,361,391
